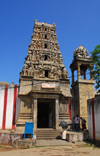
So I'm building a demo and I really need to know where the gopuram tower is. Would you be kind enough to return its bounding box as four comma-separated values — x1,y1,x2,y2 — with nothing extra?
17,20,71,134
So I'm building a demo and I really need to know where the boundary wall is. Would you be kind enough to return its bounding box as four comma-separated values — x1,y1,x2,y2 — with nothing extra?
0,84,20,129
87,96,100,141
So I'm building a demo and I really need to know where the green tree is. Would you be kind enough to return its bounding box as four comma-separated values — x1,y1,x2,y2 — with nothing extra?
90,45,100,92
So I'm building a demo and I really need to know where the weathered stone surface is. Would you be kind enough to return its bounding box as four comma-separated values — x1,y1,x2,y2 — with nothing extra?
20,20,69,81
17,20,71,133
66,130,89,142
70,45,95,128
15,138,36,148
74,45,90,59
0,133,23,145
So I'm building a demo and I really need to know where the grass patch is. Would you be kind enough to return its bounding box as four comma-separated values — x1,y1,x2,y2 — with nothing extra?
50,145,58,147
83,143,100,149
0,145,5,148
36,146,46,148
83,143,92,147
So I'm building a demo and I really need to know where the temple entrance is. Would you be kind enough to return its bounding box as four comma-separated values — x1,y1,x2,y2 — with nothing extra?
37,99,55,128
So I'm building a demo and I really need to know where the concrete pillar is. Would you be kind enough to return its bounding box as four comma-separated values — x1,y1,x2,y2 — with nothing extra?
55,99,59,130
33,98,37,132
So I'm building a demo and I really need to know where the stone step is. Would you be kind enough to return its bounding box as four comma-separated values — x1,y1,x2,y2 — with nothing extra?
36,135,61,140
16,119,33,124
15,127,25,133
36,131,61,134
36,130,59,133
36,134,61,136
59,114,69,117
36,136,59,140
19,117,33,119
16,122,25,125
36,131,60,134
36,130,60,134
59,115,69,117
19,114,33,116
59,117,70,120
36,129,61,140
16,123,27,127
16,119,33,129
15,127,25,130
19,113,33,117
20,113,33,115
18,113,33,121
18,117,33,120
16,124,25,127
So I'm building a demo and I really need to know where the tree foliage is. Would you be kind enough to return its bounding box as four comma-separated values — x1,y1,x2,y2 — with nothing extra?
90,45,100,92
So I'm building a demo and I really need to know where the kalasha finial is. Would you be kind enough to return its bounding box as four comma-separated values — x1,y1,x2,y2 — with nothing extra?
34,19,37,23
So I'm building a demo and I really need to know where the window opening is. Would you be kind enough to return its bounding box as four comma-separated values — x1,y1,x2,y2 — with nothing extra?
45,70,48,77
45,34,47,39
44,55,48,61
45,28,47,31
45,44,47,48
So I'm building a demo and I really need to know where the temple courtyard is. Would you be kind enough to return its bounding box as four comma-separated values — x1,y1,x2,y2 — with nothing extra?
0,140,100,156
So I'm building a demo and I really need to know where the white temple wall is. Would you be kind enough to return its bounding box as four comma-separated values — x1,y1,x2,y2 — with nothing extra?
0,84,20,129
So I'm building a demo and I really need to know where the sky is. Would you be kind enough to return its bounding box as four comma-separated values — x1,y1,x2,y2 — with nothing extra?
0,0,100,87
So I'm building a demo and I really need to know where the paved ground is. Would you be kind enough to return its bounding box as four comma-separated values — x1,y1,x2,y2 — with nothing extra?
36,139,82,146
0,140,100,156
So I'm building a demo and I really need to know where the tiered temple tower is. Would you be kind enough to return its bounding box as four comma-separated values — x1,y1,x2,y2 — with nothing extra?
17,20,71,133
20,20,67,80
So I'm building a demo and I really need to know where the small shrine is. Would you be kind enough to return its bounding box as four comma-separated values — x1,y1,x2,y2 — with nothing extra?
70,45,95,126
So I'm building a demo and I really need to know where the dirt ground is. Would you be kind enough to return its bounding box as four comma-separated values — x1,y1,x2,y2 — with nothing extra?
0,144,100,156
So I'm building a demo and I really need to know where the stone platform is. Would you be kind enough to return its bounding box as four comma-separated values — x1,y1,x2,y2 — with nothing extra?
0,129,89,148
66,130,89,142
14,138,36,148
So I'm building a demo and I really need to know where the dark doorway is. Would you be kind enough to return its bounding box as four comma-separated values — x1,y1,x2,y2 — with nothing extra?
37,100,55,128
37,103,49,128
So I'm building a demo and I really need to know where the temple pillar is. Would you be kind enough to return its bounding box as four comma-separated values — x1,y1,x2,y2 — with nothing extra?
77,63,81,80
55,99,59,130
33,98,37,132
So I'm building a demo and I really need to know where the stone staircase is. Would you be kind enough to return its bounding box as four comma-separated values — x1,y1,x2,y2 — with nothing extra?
36,129,61,140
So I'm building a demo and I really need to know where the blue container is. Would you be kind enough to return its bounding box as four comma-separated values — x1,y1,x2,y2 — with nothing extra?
24,122,34,139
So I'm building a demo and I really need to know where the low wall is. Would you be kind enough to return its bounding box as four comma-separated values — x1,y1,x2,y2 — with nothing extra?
0,133,23,144
0,132,36,146
0,84,20,129
87,96,100,141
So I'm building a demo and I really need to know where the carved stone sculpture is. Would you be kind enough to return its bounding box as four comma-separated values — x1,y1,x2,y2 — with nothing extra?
63,68,68,79
20,20,68,81
74,45,90,59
